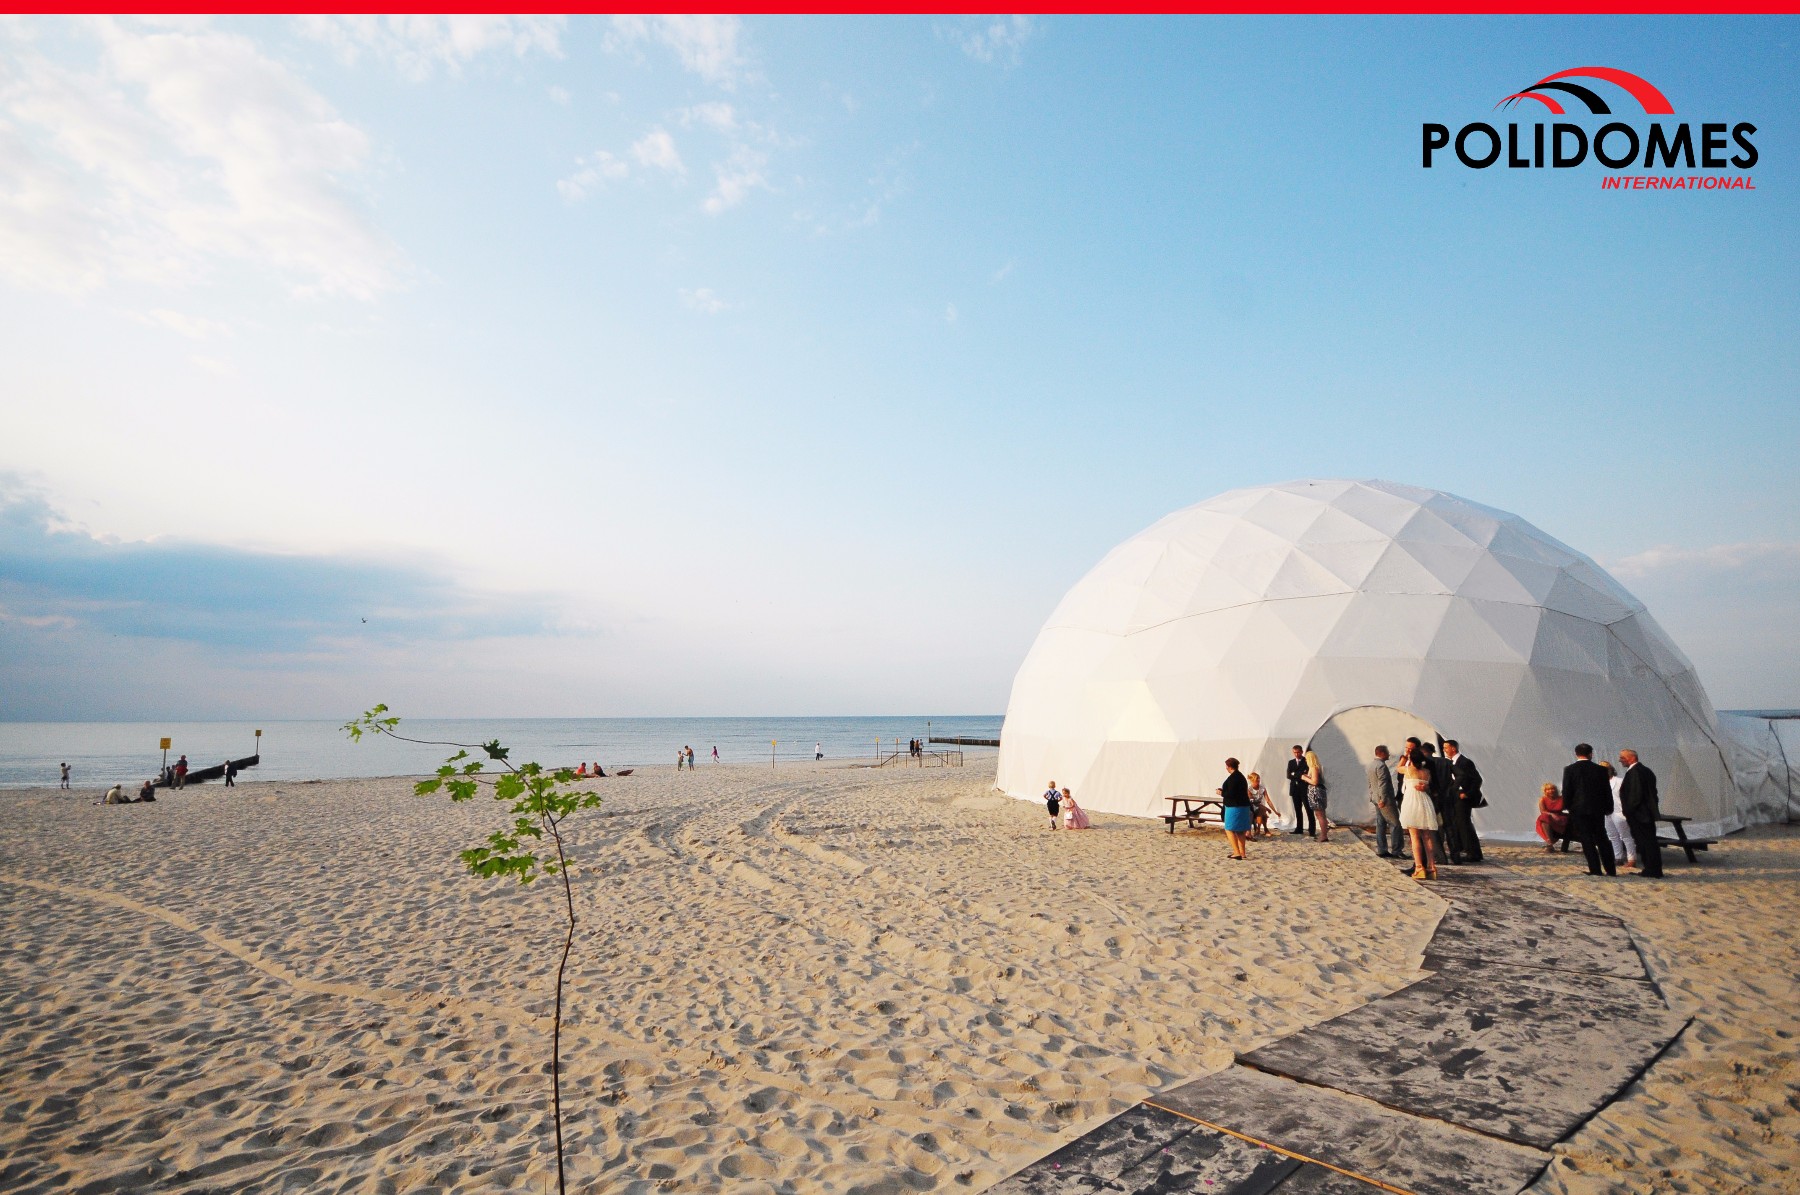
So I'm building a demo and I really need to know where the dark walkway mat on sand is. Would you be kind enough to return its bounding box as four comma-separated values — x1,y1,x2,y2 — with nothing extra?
990,856,1685,1194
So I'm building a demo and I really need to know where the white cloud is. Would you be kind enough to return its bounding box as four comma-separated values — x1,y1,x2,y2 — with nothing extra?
139,308,231,339
556,149,628,202
547,84,571,106
679,101,737,133
944,303,958,324
296,15,564,81
990,260,1015,284
607,15,743,87
943,15,1037,66
1610,541,1800,581
631,128,684,174
680,287,727,315
702,146,767,214
0,20,402,299
189,353,234,376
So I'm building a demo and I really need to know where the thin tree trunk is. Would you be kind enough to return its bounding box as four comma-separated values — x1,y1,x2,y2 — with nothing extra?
550,816,575,1195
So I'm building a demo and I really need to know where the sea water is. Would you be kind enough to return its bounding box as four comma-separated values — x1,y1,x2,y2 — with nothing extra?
0,716,1003,789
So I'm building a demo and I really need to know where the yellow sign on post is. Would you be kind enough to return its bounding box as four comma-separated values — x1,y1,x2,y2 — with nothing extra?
159,737,172,750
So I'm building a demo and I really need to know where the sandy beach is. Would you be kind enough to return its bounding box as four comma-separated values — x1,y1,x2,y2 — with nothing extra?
2,760,1796,1194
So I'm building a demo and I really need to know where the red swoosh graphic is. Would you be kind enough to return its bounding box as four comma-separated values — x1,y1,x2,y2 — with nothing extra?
1536,67,1674,114
1497,91,1566,114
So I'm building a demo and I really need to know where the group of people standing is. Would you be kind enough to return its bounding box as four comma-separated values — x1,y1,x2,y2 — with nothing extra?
1363,738,1485,880
1538,744,1663,878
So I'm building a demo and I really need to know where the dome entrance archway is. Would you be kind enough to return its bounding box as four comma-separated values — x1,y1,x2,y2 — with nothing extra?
1306,706,1440,816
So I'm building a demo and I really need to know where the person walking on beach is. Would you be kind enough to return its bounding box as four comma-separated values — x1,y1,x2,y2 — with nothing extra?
1397,741,1441,879
1219,758,1252,860
711,745,719,763
815,742,823,761
1303,747,1329,842
59,762,70,789
174,755,188,789
1061,787,1091,829
1285,745,1313,836
1618,749,1663,878
1367,745,1402,858
1562,744,1617,877
223,759,237,788
1443,740,1484,863
1043,780,1061,830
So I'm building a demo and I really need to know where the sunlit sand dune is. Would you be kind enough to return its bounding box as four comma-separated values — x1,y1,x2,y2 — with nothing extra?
2,761,1795,1193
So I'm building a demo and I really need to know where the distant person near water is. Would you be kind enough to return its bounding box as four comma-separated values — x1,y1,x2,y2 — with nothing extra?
815,742,823,761
138,780,156,802
223,759,237,787
711,746,719,763
174,755,188,789
60,762,70,789
1043,780,1061,831
1219,758,1251,860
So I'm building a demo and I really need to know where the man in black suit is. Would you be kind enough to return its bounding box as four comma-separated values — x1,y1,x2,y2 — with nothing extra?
1285,745,1313,837
1618,749,1663,878
1561,743,1616,876
1420,742,1456,863
1443,739,1484,864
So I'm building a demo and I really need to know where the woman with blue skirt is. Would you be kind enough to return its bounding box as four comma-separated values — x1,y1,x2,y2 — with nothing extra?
1220,758,1252,860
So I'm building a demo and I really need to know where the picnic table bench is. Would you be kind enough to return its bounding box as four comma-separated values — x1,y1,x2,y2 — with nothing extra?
1164,795,1225,833
1655,814,1717,863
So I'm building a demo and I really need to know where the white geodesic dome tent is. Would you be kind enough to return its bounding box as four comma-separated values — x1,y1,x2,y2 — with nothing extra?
997,479,1776,840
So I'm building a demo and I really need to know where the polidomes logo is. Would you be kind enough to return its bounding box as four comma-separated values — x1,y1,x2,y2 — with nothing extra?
1497,67,1673,116
1424,66,1758,190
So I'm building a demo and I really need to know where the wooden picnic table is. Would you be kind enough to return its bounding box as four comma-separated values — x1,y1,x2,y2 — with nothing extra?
1655,814,1717,863
1164,795,1225,833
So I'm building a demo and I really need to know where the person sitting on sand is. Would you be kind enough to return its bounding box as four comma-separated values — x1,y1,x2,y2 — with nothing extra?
1043,780,1061,830
104,783,128,805
593,762,606,777
138,780,156,802
1247,772,1275,838
1535,782,1571,852
576,762,587,776
1061,787,1091,830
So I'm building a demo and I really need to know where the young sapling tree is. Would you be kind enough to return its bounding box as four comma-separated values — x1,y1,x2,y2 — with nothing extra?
344,704,602,1195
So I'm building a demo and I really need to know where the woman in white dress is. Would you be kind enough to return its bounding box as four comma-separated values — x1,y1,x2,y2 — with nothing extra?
1396,743,1441,880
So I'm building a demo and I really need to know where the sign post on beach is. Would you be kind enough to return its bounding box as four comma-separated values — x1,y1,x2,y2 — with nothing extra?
160,737,170,775
255,728,262,758
771,740,776,767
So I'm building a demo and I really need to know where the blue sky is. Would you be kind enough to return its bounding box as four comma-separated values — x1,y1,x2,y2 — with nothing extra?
2,15,1796,719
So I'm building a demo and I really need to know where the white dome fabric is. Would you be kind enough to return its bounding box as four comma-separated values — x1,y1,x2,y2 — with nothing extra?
997,479,1747,839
